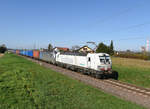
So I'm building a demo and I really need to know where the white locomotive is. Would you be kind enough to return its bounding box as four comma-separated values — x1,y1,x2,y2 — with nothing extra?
56,52,111,71
50,49,118,79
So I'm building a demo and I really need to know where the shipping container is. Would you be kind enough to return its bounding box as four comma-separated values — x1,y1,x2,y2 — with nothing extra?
19,50,23,55
22,50,26,55
33,50,40,59
16,50,20,54
25,51,28,56
27,50,33,57
40,51,55,63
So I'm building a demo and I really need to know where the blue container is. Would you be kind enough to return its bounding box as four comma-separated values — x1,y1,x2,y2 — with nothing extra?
28,50,33,57
25,50,29,56
25,51,28,56
21,50,23,55
20,50,23,55
23,50,25,55
24,51,26,56
22,50,24,55
25,51,27,56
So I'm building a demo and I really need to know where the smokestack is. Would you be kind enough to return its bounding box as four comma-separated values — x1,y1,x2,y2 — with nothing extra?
146,40,149,52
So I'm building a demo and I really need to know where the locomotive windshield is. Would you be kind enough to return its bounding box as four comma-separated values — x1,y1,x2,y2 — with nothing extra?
99,56,110,64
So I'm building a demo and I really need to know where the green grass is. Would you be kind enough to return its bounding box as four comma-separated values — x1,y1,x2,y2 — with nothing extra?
0,53,145,109
112,57,150,88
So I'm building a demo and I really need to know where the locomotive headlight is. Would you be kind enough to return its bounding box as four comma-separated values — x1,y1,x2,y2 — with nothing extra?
98,66,105,71
98,66,111,71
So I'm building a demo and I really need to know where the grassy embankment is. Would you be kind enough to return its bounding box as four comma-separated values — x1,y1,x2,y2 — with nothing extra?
0,53,145,109
112,57,150,88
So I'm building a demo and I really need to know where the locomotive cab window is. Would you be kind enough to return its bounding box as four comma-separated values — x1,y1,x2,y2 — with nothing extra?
99,56,110,64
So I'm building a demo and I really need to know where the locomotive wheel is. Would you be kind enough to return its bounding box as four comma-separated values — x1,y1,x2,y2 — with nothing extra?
95,74,100,79
99,74,104,79
90,73,95,77
112,71,118,80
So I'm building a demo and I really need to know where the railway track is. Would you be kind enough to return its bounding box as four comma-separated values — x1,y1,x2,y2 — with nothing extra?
103,79,150,98
21,55,150,108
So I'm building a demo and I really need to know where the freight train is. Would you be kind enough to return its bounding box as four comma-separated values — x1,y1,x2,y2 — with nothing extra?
12,49,118,80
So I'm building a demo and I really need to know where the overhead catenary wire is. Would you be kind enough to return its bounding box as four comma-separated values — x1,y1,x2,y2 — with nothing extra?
101,36,148,42
104,21,150,35
81,1,145,31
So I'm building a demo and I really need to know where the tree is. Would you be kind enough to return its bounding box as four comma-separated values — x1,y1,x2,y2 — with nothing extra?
109,40,114,55
0,44,7,53
96,41,115,55
48,44,53,51
96,43,110,54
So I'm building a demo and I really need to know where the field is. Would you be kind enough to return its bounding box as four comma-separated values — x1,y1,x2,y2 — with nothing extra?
0,53,145,109
112,57,150,88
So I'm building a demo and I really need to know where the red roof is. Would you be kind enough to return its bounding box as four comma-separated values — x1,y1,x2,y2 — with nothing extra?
55,47,69,51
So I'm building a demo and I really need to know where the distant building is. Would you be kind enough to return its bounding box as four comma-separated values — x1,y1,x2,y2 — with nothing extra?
54,47,70,52
78,46,94,53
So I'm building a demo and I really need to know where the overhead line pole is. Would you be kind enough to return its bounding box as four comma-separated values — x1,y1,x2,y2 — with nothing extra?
87,41,98,52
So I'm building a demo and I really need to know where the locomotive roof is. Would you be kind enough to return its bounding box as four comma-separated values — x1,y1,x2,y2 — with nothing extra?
59,52,109,56
60,52,87,56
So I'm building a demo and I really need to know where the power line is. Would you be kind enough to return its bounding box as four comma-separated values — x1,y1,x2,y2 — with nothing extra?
81,1,145,31
91,8,133,25
101,36,148,42
106,21,150,35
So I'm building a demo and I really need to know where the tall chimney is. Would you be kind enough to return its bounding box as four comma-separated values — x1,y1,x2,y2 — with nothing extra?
146,40,149,52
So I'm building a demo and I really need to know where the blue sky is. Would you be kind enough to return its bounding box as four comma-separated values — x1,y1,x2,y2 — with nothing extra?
0,0,150,51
